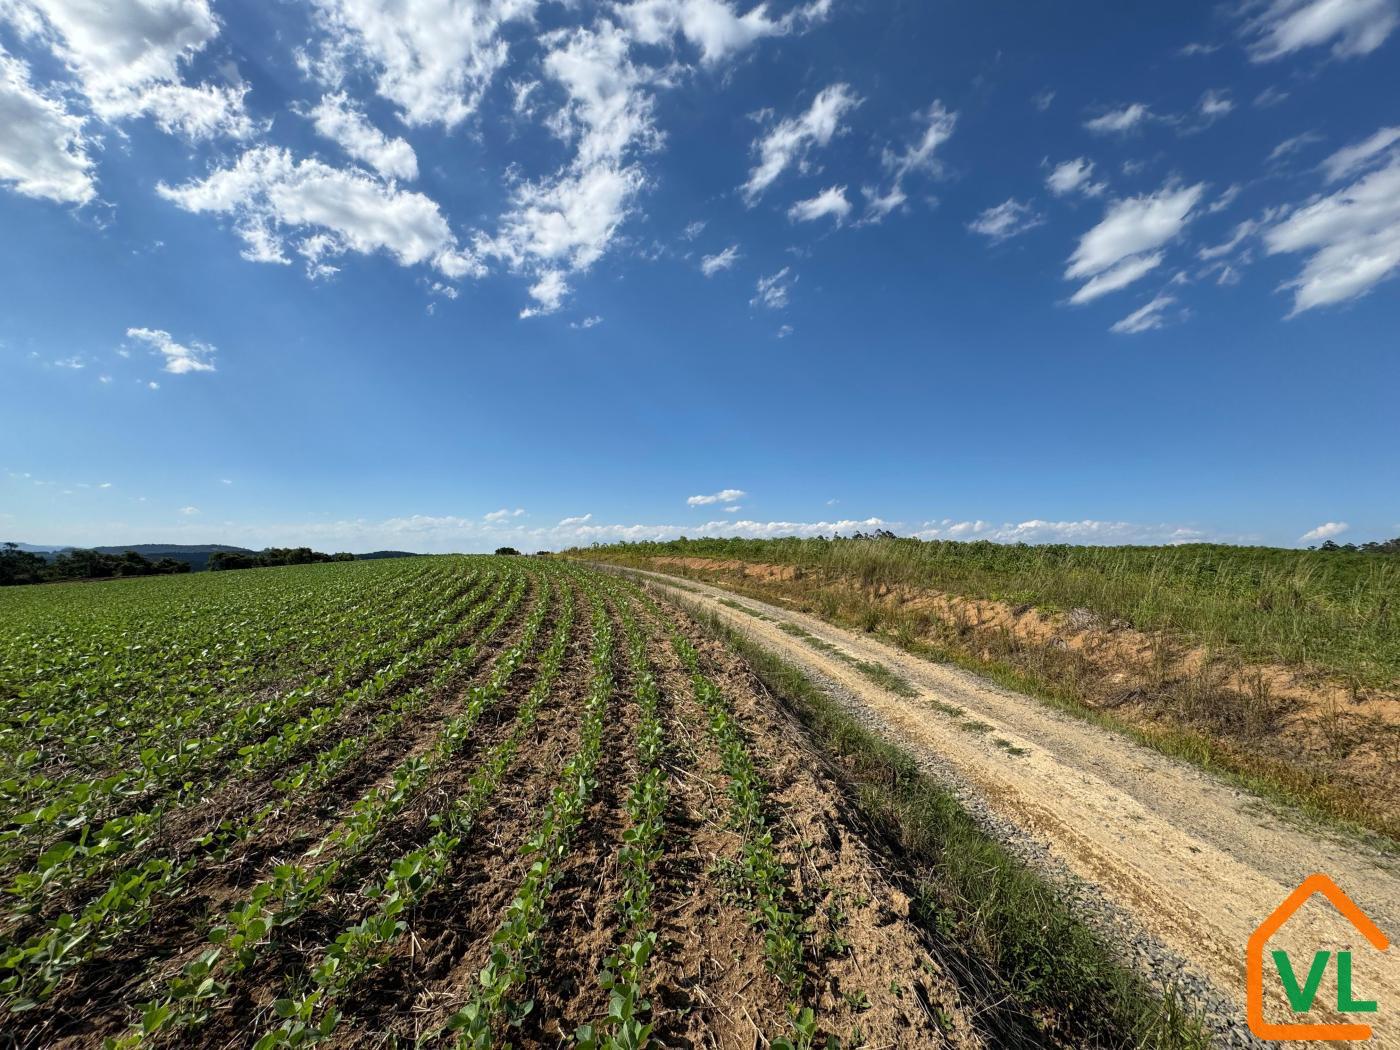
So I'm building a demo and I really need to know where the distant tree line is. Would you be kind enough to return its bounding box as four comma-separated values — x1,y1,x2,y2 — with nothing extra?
1310,537,1400,553
1,543,192,586
207,547,354,571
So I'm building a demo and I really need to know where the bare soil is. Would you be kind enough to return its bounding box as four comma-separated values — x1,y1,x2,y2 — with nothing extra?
626,565,1400,1048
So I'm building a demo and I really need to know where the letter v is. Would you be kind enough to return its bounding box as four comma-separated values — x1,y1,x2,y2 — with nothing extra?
1273,950,1330,1013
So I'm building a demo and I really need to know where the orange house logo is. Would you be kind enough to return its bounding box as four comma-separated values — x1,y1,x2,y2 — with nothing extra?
1247,873,1390,1041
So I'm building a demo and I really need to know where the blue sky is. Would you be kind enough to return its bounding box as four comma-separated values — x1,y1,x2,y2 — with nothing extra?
2,0,1397,553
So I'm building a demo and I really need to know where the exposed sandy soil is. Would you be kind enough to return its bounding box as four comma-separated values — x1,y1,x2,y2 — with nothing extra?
622,565,1400,1049
645,557,1400,832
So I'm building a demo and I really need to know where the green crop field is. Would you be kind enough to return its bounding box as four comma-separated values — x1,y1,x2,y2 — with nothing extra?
0,556,1205,1049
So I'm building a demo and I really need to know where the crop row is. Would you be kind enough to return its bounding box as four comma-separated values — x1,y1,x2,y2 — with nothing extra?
100,566,554,1048
576,581,669,1050
251,572,582,1049
0,559,453,781
443,575,617,1048
0,568,530,1011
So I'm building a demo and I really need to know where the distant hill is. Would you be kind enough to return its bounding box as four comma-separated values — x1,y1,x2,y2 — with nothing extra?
85,544,256,571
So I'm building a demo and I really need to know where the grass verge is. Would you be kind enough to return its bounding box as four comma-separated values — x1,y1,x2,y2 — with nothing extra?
690,604,1210,1050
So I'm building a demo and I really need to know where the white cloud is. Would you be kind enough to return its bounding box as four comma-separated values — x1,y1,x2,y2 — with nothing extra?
1242,0,1398,61
1178,41,1221,55
616,0,833,65
1084,102,1151,134
570,314,603,329
0,47,95,204
911,518,1210,545
1065,182,1205,301
776,323,793,338
1110,292,1177,333
863,101,956,221
558,513,592,526
1300,521,1349,542
743,83,860,203
1046,157,1106,198
307,0,538,127
681,219,706,240
701,243,740,275
1320,125,1400,182
968,198,1044,242
750,267,793,309
477,22,656,313
1269,130,1324,162
788,184,850,224
1032,89,1055,111
688,488,746,506
484,507,525,521
519,269,568,317
1198,88,1234,119
1254,85,1291,108
180,505,199,515
157,146,481,279
1198,217,1261,259
5,0,254,138
1069,252,1165,304
126,326,216,374
308,92,419,180
1264,153,1400,313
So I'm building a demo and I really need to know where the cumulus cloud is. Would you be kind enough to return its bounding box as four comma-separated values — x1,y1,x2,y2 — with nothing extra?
484,507,525,521
306,0,538,127
476,22,657,313
743,83,860,203
1241,0,1398,61
968,198,1044,242
700,243,740,275
1110,292,1177,333
687,488,746,506
157,146,481,279
750,267,793,308
911,518,1209,545
1299,521,1348,542
616,0,833,65
1085,102,1151,134
1065,182,1205,302
1046,157,1106,198
558,513,592,526
519,270,568,317
126,326,217,374
4,0,254,138
308,92,418,180
1264,151,1400,313
788,184,850,224
0,47,95,204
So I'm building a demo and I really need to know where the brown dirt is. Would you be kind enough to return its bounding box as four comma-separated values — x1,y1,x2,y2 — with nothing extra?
640,557,1400,821
625,566,1400,1048
7,566,1042,1050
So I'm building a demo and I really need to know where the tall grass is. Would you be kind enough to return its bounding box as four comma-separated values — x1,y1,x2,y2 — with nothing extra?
576,538,1399,688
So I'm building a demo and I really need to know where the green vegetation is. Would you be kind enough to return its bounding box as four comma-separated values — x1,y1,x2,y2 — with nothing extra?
0,542,191,585
574,535,1400,687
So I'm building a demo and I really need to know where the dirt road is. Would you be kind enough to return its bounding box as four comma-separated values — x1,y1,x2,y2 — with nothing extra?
612,566,1400,1048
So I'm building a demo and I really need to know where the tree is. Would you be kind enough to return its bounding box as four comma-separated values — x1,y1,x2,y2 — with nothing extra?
494,546,521,556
